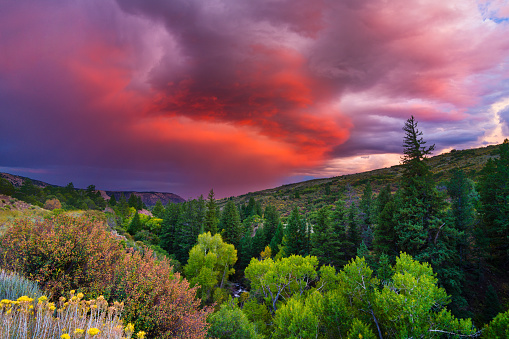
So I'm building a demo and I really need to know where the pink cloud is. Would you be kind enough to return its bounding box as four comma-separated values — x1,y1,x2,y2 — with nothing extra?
1,0,509,197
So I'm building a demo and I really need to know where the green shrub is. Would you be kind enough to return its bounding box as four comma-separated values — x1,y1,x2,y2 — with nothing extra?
207,303,263,339
483,309,509,338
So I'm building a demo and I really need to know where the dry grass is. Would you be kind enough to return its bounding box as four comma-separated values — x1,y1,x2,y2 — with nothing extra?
0,290,146,339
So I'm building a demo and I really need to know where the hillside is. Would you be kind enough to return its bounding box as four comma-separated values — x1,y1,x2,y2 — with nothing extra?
219,143,501,215
104,190,185,206
0,172,185,207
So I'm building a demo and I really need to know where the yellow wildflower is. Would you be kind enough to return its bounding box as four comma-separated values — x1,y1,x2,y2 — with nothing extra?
137,331,147,339
74,328,84,335
61,334,70,339
38,296,48,303
70,290,75,295
125,323,135,335
77,292,84,299
17,296,34,303
88,328,101,336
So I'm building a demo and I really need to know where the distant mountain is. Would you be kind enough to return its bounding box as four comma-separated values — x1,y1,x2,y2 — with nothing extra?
0,172,185,207
0,172,56,189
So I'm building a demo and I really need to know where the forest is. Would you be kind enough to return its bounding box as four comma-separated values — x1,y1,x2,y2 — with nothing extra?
0,116,508,338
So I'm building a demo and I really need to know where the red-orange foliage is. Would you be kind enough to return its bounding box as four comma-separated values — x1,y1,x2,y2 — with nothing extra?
0,214,212,339
112,249,212,338
0,214,122,297
43,198,62,210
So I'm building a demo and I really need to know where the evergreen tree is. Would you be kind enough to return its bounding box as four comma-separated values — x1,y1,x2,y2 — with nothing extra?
251,227,265,259
173,199,205,264
116,194,130,220
360,182,374,226
128,193,137,209
310,206,332,265
254,200,263,217
447,170,476,265
328,199,349,268
373,184,398,258
152,200,165,218
244,197,256,219
220,201,242,248
238,235,253,270
377,253,393,285
283,208,307,256
128,211,142,234
395,116,445,254
347,202,361,258
108,194,117,207
483,284,503,323
478,140,509,266
270,222,284,254
160,202,181,256
396,116,464,313
204,189,219,234
263,205,280,247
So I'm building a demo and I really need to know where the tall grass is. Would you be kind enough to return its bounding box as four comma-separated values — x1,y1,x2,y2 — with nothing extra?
0,270,43,301
0,272,146,339
0,291,144,339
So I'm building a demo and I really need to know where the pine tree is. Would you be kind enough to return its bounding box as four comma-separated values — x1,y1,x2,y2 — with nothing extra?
116,194,130,220
269,222,284,254
310,206,332,265
483,284,503,323
360,182,374,225
128,193,139,210
401,116,435,178
263,205,280,248
173,199,205,264
128,211,142,235
152,200,164,218
373,184,398,258
347,202,361,259
108,194,117,207
220,201,242,248
160,202,181,256
395,116,444,254
238,235,253,270
478,140,509,266
328,198,349,268
447,170,476,264
396,116,464,313
251,227,265,258
377,253,393,285
204,189,219,234
283,208,307,256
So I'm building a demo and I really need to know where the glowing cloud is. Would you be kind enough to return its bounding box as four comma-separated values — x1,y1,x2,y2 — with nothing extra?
1,0,509,197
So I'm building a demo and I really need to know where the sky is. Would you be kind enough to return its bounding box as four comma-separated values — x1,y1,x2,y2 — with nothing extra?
1,0,509,199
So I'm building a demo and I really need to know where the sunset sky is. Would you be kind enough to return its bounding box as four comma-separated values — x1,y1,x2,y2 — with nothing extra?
1,0,509,199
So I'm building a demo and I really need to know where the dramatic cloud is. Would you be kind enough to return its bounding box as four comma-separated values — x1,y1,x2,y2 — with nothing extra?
1,0,509,197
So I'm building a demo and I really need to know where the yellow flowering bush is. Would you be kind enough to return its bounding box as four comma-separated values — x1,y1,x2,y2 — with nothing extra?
0,291,138,339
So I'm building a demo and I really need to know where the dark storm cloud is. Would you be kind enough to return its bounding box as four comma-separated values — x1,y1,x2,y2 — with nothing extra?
1,0,509,197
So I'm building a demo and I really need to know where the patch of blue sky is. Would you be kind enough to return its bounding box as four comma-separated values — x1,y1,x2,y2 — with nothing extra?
477,1,509,23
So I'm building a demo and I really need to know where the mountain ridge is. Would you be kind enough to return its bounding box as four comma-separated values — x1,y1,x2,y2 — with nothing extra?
0,172,186,206
217,142,503,215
